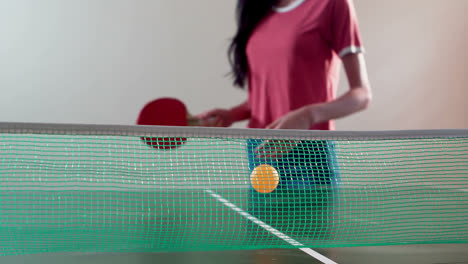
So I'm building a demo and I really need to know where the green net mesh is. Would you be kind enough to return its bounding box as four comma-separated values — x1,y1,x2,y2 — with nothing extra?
0,123,467,255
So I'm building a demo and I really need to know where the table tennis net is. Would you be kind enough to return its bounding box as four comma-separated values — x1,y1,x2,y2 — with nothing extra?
0,123,467,255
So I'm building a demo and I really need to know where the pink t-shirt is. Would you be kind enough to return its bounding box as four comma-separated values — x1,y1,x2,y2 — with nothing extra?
246,0,363,130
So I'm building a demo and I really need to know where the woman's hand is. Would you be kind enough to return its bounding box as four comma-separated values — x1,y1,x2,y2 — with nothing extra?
266,105,317,130
197,108,234,127
197,101,250,127
255,105,318,159
255,139,299,159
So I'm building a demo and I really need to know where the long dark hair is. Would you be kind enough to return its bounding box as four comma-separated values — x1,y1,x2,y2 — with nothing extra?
228,0,277,88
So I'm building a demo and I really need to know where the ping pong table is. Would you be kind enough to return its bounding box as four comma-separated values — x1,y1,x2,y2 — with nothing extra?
1,244,467,264
1,188,467,264
1,124,467,263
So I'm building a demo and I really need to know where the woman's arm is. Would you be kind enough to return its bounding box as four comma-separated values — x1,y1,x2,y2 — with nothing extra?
308,53,372,124
267,53,372,129
229,100,251,123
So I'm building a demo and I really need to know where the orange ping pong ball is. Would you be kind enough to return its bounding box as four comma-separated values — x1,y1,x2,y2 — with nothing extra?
250,164,280,193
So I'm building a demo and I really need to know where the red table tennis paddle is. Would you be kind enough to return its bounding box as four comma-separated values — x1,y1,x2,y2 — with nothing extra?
137,98,202,150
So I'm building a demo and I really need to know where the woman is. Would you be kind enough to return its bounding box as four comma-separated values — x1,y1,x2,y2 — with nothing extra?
201,0,371,177
200,0,372,238
201,0,371,131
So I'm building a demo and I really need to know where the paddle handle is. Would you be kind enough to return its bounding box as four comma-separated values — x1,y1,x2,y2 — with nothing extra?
187,115,202,126
187,115,217,127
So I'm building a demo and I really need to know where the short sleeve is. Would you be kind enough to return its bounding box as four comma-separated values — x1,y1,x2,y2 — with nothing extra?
329,0,364,57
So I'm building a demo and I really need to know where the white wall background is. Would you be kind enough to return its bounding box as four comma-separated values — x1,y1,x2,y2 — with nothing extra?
340,0,468,130
0,0,467,130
